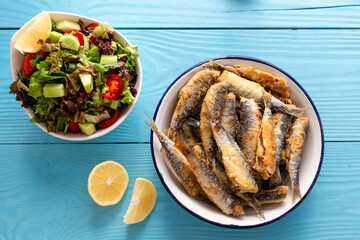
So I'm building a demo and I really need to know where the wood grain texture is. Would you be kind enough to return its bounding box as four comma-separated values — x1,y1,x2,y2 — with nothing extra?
2,0,360,29
0,142,358,239
1,29,360,143
1,1,359,239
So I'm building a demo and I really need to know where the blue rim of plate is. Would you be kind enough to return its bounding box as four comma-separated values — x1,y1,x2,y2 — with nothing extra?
150,55,324,229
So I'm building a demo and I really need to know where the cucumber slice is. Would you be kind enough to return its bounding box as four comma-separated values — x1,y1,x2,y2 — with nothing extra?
79,73,94,93
111,41,117,51
100,55,117,65
49,31,63,43
43,83,65,98
56,20,80,32
78,122,96,136
110,100,119,110
59,35,80,51
92,24,105,38
83,36,90,50
84,111,110,124
102,22,114,32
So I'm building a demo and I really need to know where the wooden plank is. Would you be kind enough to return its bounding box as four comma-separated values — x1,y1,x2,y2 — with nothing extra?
1,1,360,29
2,29,360,143
0,142,358,239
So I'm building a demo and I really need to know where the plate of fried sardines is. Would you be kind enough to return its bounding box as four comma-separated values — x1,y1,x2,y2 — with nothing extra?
148,56,324,228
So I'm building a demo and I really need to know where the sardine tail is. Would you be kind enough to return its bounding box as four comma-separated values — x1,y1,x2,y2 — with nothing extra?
269,168,283,187
145,115,161,137
207,58,237,74
250,200,265,220
285,106,305,118
292,186,301,202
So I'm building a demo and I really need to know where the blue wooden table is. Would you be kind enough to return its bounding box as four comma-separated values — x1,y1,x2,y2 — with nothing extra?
1,1,360,239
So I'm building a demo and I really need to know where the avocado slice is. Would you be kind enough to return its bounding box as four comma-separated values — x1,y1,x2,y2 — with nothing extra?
49,31,63,43
43,83,65,98
79,73,94,93
78,122,96,136
56,20,80,32
59,35,80,51
100,55,118,65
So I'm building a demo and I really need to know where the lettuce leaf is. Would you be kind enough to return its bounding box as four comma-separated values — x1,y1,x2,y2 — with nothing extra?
27,77,43,99
119,79,135,105
34,96,51,116
93,63,109,73
87,46,100,63
123,46,139,60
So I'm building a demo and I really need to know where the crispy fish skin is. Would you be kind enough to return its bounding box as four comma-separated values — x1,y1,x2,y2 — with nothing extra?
253,185,289,205
233,65,290,98
202,78,229,119
270,168,283,187
269,112,291,186
220,93,237,139
182,145,244,216
200,82,228,167
181,123,199,148
208,60,289,98
193,144,230,190
254,94,277,180
239,97,261,168
168,69,220,139
286,117,309,200
184,117,200,128
146,118,204,198
178,69,218,98
200,106,218,167
216,71,304,117
205,112,258,193
234,115,242,148
194,145,264,218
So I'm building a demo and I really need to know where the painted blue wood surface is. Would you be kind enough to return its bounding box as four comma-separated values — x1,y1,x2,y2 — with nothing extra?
2,0,360,28
1,1,359,239
0,143,359,239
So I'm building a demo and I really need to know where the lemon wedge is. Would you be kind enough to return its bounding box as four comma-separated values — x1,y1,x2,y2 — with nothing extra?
88,161,129,206
14,11,51,53
123,178,157,224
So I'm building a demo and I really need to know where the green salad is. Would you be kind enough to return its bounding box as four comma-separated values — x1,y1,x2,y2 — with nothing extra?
10,19,139,136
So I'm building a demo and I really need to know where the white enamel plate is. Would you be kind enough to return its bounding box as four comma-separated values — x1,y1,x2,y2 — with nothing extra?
150,56,324,228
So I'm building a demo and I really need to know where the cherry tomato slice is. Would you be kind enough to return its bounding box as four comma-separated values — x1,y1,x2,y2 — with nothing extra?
86,23,100,31
69,121,80,133
21,51,47,78
65,30,84,46
97,109,119,129
102,75,124,101
38,51,47,57
22,53,37,77
68,58,78,62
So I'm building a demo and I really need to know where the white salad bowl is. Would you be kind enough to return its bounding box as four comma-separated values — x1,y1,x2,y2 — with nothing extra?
150,56,324,228
10,11,142,141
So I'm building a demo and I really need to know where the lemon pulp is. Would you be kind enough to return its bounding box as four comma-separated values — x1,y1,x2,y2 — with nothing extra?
123,178,157,224
88,161,129,206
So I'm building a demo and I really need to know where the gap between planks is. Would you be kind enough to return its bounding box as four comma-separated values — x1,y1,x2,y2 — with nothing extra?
3,27,360,31
0,140,358,145
225,4,360,13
